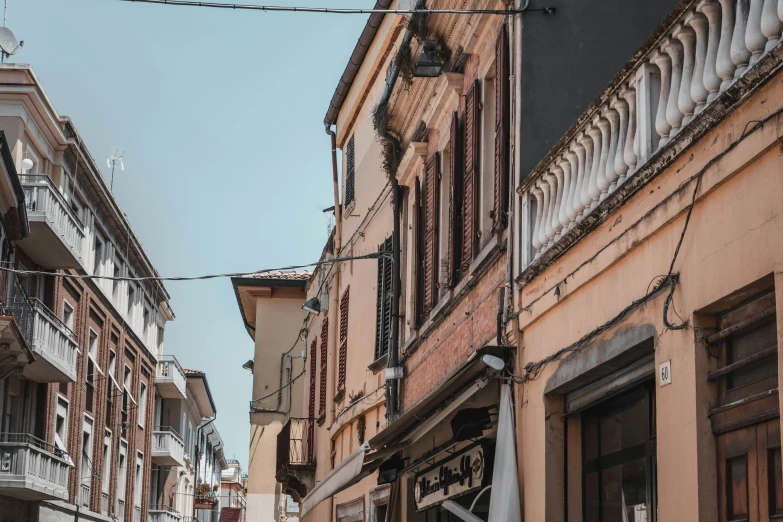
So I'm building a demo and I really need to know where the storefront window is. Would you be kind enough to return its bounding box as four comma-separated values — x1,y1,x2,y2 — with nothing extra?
582,383,656,522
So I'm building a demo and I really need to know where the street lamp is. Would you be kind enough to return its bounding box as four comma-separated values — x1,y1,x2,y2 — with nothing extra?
413,40,444,77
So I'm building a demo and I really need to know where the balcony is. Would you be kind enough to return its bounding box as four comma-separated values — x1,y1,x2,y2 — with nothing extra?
275,418,315,501
517,0,783,282
19,174,85,269
149,505,181,522
22,299,78,383
118,499,126,521
102,491,109,515
151,427,185,467
0,433,70,501
80,483,90,508
0,276,34,377
156,355,186,399
134,505,141,522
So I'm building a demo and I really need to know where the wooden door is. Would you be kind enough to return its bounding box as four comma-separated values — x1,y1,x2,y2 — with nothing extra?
717,419,783,522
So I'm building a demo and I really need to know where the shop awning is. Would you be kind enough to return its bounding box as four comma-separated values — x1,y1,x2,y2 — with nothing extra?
366,346,512,454
487,384,521,522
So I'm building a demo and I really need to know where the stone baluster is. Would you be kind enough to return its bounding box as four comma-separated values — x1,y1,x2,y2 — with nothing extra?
674,24,698,127
613,95,630,186
581,129,598,213
699,1,723,103
573,138,589,221
603,106,620,193
596,115,612,202
746,0,767,65
586,121,603,209
716,0,738,91
550,165,564,241
557,156,572,234
565,150,579,228
732,0,752,77
663,39,685,139
543,172,558,247
530,185,544,257
537,179,551,251
652,50,673,147
688,11,711,115
622,84,638,175
761,0,783,51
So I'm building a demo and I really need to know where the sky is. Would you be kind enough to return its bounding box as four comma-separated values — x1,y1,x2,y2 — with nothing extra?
9,0,367,468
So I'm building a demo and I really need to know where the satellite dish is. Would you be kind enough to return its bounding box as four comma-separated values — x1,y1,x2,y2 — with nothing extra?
0,26,20,56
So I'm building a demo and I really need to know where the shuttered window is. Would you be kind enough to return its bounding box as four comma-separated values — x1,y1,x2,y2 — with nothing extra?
492,26,510,233
415,179,426,327
308,337,317,420
463,80,481,271
338,288,350,392
423,153,440,316
345,136,355,206
318,319,328,418
375,237,393,361
447,111,463,287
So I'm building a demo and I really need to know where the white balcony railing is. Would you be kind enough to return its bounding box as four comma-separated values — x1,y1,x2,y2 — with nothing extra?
0,433,70,501
80,483,90,507
21,174,85,268
134,505,142,522
149,505,182,522
156,355,187,399
102,492,109,515
118,499,126,521
23,299,78,383
152,427,185,467
519,0,783,272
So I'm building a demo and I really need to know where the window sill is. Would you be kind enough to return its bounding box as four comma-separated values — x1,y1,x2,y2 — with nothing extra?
343,200,356,219
368,353,388,375
333,389,345,405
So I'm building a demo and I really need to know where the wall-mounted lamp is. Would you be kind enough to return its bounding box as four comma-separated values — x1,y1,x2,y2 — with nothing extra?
21,158,33,174
413,40,445,78
302,297,321,314
481,354,505,371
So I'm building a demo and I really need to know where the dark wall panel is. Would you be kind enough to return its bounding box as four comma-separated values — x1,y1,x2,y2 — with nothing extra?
519,0,681,178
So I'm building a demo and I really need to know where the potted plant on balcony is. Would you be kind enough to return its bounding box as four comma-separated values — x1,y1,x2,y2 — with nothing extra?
194,482,217,509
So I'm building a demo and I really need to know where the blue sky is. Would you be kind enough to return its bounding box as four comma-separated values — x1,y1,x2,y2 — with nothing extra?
10,0,366,468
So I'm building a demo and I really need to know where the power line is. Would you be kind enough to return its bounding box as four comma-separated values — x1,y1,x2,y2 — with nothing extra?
0,251,391,283
116,0,537,15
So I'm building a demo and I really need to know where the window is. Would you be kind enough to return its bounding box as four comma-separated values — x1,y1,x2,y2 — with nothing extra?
118,440,128,502
102,430,112,493
138,381,147,428
337,288,349,393
415,178,426,326
345,135,355,206
375,237,393,361
308,337,317,424
492,26,510,234
581,383,656,522
86,329,103,413
422,153,440,317
54,396,69,461
93,235,104,276
81,416,94,486
127,281,135,319
463,80,481,269
134,452,143,507
63,301,74,331
112,256,122,301
318,319,328,418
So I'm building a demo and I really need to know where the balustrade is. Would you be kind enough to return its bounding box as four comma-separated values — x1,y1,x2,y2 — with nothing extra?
118,499,126,521
521,0,783,263
80,484,90,508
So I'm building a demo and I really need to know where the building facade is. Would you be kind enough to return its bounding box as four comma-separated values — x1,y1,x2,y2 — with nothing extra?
0,64,174,522
220,460,248,522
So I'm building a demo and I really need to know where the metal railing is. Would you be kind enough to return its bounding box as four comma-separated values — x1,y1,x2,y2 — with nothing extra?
275,418,315,481
0,275,34,347
21,174,85,259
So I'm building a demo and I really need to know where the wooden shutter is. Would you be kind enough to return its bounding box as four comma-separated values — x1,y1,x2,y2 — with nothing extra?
338,288,349,392
345,136,355,205
463,80,480,271
447,112,462,287
423,153,440,316
308,338,317,420
318,319,328,417
375,237,393,361
493,26,510,233
415,179,426,327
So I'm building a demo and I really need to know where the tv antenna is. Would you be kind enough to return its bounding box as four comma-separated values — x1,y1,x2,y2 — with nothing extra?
107,148,125,192
0,1,22,64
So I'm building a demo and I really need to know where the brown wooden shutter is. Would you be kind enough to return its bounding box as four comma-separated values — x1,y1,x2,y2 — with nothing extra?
415,179,426,327
338,288,349,392
345,136,355,205
375,237,393,361
463,80,480,271
308,337,317,451
447,112,462,287
493,26,510,233
318,319,328,417
423,153,440,315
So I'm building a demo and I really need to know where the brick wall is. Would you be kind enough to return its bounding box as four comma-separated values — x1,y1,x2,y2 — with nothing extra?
402,252,506,410
46,271,157,520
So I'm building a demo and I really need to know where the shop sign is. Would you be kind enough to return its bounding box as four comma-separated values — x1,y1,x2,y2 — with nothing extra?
413,441,488,511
